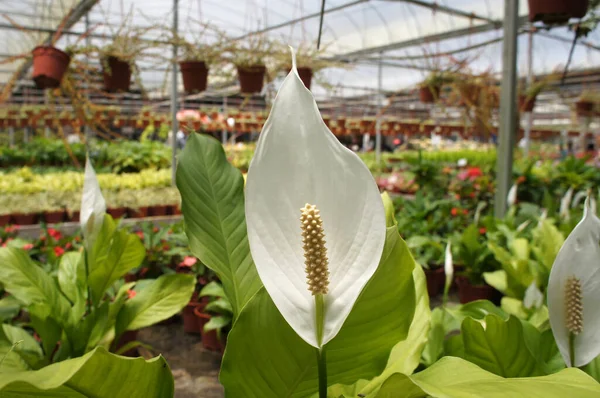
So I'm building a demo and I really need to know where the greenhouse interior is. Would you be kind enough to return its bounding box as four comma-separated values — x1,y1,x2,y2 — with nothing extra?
2,0,600,397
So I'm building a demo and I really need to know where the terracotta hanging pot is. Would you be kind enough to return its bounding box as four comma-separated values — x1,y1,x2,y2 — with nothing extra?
527,0,588,24
102,56,132,92
237,64,266,94
32,46,71,89
419,85,440,103
576,100,594,117
519,95,536,112
179,61,209,93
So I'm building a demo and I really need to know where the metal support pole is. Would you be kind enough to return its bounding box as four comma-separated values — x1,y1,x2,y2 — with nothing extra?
494,0,519,218
375,52,383,165
84,13,91,144
523,30,533,157
24,127,29,143
8,127,14,147
170,0,179,186
222,96,228,145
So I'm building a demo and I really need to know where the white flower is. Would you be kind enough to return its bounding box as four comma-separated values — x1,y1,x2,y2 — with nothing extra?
245,49,386,348
457,158,467,167
559,187,574,221
523,282,543,310
548,197,600,367
444,242,453,294
572,190,588,209
507,184,517,207
80,158,106,244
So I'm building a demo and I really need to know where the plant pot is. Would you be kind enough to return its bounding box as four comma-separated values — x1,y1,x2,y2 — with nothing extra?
296,67,313,89
424,267,446,297
69,210,80,222
32,46,71,89
12,213,38,225
124,273,138,283
519,95,536,112
128,207,149,218
576,100,594,117
179,61,209,93
456,275,501,304
149,205,168,217
103,56,132,92
194,307,225,352
419,85,440,103
107,207,127,219
0,215,11,227
527,0,588,24
43,210,66,224
115,330,139,357
183,299,207,334
237,65,266,94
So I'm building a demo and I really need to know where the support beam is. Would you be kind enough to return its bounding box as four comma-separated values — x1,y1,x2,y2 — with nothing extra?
494,0,519,218
2,0,100,101
379,0,497,23
171,0,179,186
332,15,528,59
375,53,383,165
234,0,368,40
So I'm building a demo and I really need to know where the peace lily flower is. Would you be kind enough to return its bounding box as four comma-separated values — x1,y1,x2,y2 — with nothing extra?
548,197,600,367
443,242,453,301
559,187,574,221
80,158,106,246
507,183,517,207
245,49,386,349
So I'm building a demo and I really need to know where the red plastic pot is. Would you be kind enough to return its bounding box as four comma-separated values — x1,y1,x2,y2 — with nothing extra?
43,210,66,224
103,57,132,92
419,86,440,103
194,307,225,352
0,215,11,226
128,207,149,218
149,205,168,217
183,297,207,334
237,65,266,94
528,0,588,24
107,207,127,219
519,95,536,112
180,61,209,93
12,213,39,225
456,275,501,304
32,46,71,89
424,267,446,297
576,100,594,117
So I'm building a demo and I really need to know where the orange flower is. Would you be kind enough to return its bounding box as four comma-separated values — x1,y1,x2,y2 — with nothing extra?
451,208,459,216
127,289,137,299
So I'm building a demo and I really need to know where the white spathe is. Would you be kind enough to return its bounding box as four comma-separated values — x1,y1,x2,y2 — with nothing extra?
548,198,600,367
245,49,386,348
507,184,517,207
444,242,453,293
80,158,106,244
559,187,574,221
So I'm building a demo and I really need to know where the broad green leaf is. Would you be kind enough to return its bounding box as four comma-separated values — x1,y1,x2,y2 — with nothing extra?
0,325,43,370
177,133,262,319
447,299,509,322
0,248,70,322
483,270,508,295
204,315,232,332
532,219,564,271
199,281,225,298
66,302,109,357
461,314,543,377
115,274,195,336
0,295,21,322
28,303,61,362
358,264,430,397
381,192,397,227
375,357,600,398
205,298,233,315
0,347,173,397
220,226,416,397
87,218,145,304
583,355,600,383
501,297,529,320
57,252,84,304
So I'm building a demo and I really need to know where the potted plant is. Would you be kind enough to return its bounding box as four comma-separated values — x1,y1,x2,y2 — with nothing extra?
406,235,446,297
272,42,340,90
518,80,547,112
177,258,213,334
229,35,274,94
528,0,589,25
419,71,452,103
576,90,598,117
453,224,501,304
194,281,232,352
42,204,66,224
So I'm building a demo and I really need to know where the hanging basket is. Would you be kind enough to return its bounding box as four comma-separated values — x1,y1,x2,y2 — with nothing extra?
102,57,132,92
32,46,71,89
576,100,594,117
237,65,266,94
518,95,536,112
179,61,209,93
527,0,589,24
419,85,440,103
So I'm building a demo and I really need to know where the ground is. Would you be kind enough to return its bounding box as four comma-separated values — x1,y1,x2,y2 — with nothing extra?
138,319,224,398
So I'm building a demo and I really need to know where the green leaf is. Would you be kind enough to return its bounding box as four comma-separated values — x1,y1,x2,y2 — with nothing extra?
28,304,61,362
176,133,262,318
381,192,397,227
461,314,543,377
375,357,600,398
87,217,146,304
57,252,84,304
0,347,174,397
0,325,43,370
115,274,195,336
357,264,431,397
205,298,233,315
204,315,232,332
0,295,21,323
199,281,225,298
447,300,509,322
583,355,600,383
483,270,508,295
0,248,70,323
220,226,416,397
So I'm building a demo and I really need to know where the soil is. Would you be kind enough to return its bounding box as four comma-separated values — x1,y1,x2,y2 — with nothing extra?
138,318,224,398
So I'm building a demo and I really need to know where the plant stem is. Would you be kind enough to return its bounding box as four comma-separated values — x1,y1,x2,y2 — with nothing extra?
315,294,325,346
83,248,92,314
569,332,576,367
316,347,327,398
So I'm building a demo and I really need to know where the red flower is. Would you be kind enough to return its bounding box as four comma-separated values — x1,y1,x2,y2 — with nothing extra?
127,290,137,299
179,256,197,267
135,231,144,240
479,227,487,235
463,209,468,215
22,243,34,250
4,225,18,233
466,167,483,179
53,246,65,257
454,194,461,200
153,227,159,233
517,176,526,184
451,208,459,216
47,228,62,240
469,192,476,198
65,242,72,250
